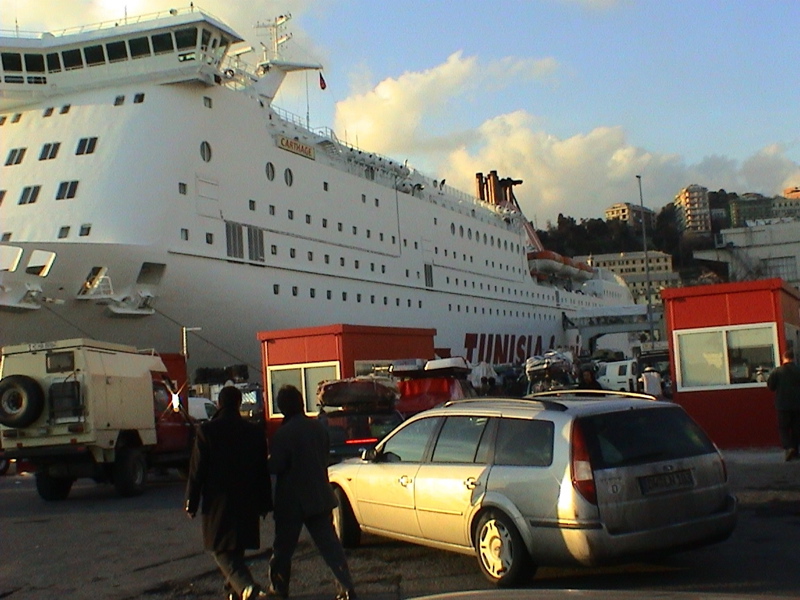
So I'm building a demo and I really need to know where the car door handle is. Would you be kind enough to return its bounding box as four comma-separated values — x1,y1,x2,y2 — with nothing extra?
398,475,413,487
464,477,480,490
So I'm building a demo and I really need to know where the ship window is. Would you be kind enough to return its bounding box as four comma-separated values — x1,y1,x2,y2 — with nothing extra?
60,104,70,114
287,209,294,220
18,185,41,205
323,181,329,191
134,93,145,103
324,254,330,264
366,230,371,238
355,260,360,269
175,27,198,49
106,41,128,63
265,162,275,181
46,52,61,73
179,182,187,194
12,113,21,122
290,248,296,258
425,264,435,287
180,228,188,240
308,251,313,261
201,29,211,52
1,232,11,242
151,32,175,55
361,194,366,203
269,204,275,215
5,147,26,165
76,137,98,155
342,292,347,301
379,233,384,241
1,52,22,71
339,257,345,267
225,222,244,258
249,199,256,210
43,107,54,116
374,198,379,207
271,245,277,255
62,48,83,70
83,45,106,66
284,168,293,186
352,226,357,235
273,284,280,295
200,141,212,162
310,288,316,298
39,142,60,160
327,291,332,300
56,180,79,200
113,94,125,106
0,190,5,206
206,232,213,244
337,222,343,232
58,226,70,239
129,36,151,59
322,218,328,228
25,54,45,72
292,286,298,296
0,116,5,125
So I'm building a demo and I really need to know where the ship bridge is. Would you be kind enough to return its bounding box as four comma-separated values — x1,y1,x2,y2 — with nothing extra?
562,305,665,353
0,5,242,111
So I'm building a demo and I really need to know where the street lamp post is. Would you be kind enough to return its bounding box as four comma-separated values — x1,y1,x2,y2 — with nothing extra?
181,326,202,359
636,175,655,345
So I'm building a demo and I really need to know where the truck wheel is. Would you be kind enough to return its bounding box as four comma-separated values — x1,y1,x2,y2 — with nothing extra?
114,447,147,497
36,471,74,501
0,375,45,428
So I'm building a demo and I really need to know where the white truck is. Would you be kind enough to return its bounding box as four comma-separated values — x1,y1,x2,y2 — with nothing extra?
0,339,195,500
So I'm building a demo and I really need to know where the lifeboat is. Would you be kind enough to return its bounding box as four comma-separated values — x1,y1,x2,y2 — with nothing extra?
528,250,565,277
573,261,595,281
561,257,581,279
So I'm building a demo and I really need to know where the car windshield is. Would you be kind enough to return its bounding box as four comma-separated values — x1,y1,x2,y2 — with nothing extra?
578,406,717,469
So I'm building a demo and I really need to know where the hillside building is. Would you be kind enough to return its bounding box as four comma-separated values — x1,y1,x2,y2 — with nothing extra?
675,184,711,235
604,202,657,230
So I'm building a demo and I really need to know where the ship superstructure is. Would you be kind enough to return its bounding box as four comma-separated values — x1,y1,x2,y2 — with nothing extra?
0,6,632,374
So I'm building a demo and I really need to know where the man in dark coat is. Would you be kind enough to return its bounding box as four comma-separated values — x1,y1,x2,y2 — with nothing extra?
267,385,357,600
185,386,272,599
767,348,800,461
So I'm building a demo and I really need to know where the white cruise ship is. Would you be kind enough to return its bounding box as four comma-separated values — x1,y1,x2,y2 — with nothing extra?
0,6,632,376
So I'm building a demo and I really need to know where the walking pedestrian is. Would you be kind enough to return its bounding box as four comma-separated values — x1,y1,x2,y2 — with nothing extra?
267,384,357,600
185,386,273,599
767,348,800,461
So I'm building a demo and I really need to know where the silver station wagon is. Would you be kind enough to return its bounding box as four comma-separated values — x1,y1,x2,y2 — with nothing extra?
328,391,737,586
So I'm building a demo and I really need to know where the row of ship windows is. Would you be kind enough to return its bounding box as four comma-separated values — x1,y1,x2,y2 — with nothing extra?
0,26,215,85
0,222,91,242
4,137,98,166
0,181,80,206
0,94,145,127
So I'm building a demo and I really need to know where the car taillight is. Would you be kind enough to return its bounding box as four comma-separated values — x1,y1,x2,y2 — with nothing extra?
571,420,597,505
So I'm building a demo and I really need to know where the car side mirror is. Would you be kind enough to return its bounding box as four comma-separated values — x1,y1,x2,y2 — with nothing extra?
361,448,377,461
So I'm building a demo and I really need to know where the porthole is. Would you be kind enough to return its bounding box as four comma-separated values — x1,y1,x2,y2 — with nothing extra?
200,141,212,162
284,168,293,186
265,161,275,181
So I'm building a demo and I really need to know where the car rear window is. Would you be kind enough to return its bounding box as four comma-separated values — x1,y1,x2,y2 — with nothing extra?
578,406,717,469
495,418,554,467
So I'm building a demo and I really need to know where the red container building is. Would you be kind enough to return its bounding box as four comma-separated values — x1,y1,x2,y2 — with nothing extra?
662,278,800,448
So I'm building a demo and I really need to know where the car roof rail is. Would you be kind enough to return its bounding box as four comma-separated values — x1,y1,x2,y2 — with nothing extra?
527,389,660,402
444,397,569,412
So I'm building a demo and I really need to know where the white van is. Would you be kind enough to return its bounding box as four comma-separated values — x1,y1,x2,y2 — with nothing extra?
596,359,639,391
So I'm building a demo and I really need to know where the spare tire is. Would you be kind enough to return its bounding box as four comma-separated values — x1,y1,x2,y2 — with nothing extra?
0,375,45,428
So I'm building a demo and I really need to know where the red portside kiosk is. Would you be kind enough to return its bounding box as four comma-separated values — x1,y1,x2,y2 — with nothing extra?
662,278,800,449
257,324,436,438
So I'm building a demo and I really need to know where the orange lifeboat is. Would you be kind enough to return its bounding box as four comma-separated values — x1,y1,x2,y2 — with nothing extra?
528,250,565,277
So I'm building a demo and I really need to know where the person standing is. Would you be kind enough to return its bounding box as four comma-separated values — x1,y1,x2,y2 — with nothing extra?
639,366,664,399
767,348,800,461
185,386,273,600
267,384,357,600
578,367,603,390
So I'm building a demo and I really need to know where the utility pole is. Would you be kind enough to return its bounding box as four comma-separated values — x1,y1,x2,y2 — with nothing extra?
636,175,655,345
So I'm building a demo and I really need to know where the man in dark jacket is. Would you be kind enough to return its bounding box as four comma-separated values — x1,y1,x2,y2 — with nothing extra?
267,385,357,600
767,348,800,461
185,386,272,599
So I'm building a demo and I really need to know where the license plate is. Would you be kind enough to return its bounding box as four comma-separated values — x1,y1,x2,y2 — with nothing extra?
638,469,694,495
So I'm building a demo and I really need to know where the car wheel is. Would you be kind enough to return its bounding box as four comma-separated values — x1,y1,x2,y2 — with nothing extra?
0,457,11,476
114,447,147,497
332,487,361,548
0,375,45,428
475,510,535,587
35,471,74,501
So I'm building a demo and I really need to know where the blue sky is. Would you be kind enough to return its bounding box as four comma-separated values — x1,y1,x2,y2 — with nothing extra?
2,0,799,225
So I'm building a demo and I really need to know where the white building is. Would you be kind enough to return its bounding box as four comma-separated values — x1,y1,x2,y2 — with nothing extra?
675,184,711,234
694,219,800,291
